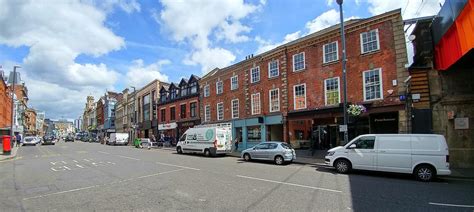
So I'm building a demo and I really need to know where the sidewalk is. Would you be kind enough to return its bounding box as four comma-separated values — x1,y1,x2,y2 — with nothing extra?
0,145,19,161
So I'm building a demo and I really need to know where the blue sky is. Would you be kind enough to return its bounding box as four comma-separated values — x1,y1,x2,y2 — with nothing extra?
0,0,444,120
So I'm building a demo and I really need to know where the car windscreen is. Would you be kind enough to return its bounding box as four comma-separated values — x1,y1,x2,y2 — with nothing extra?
25,138,34,141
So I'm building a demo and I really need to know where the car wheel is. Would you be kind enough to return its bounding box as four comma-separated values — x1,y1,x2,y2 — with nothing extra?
274,155,284,165
177,147,183,154
204,149,211,157
334,159,351,174
243,153,251,161
415,165,435,182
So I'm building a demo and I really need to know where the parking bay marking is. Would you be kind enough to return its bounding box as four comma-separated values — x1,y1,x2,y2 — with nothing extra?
117,155,140,161
23,169,185,200
155,162,201,171
429,202,474,208
236,175,342,193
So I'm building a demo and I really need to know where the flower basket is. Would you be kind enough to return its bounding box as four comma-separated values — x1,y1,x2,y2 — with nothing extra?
347,104,366,117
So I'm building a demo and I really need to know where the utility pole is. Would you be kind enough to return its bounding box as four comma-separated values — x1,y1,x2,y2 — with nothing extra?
10,66,20,139
337,0,349,145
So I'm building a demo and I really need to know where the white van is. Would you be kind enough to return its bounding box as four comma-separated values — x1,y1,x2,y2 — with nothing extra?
325,134,451,181
107,133,129,145
176,126,232,156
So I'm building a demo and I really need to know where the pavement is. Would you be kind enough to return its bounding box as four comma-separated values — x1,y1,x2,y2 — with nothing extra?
0,145,19,161
0,140,473,211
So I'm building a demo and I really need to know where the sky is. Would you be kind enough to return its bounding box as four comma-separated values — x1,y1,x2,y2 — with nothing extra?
0,0,445,120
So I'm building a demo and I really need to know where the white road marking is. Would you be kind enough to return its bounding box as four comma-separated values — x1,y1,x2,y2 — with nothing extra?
155,162,201,171
429,202,474,208
50,167,59,172
23,169,185,200
63,166,71,170
61,161,67,164
83,159,91,162
73,160,78,163
236,175,342,193
107,162,115,165
118,155,140,161
76,164,84,168
98,151,110,155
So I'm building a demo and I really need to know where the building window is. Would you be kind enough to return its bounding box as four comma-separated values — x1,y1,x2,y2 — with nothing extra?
293,52,305,72
269,88,280,112
251,93,261,115
324,77,340,105
231,99,239,119
204,105,211,122
180,104,186,119
268,60,279,78
323,42,338,63
363,68,383,101
293,84,306,110
160,109,166,122
231,76,238,90
217,102,224,120
143,94,150,121
216,81,223,94
250,66,260,83
170,107,176,121
189,82,198,94
360,29,380,54
181,86,188,96
160,92,167,103
170,89,177,100
204,85,210,97
190,102,197,118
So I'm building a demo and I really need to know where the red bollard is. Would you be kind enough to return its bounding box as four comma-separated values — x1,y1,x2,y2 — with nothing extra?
2,136,11,155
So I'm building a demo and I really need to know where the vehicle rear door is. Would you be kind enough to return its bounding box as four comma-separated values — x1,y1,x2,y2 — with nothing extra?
347,136,376,171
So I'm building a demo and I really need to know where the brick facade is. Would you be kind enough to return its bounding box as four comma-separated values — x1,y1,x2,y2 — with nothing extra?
0,79,12,131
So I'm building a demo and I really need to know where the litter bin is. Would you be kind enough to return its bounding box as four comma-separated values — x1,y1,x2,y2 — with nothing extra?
2,135,11,155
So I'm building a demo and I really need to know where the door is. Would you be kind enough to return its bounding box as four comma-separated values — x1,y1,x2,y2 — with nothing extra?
376,136,412,173
251,143,269,159
347,136,376,170
178,133,187,151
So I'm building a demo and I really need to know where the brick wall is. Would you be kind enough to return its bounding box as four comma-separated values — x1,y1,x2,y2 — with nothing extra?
0,80,12,129
158,96,199,123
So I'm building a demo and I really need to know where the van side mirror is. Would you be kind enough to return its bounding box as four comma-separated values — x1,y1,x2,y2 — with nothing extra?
348,144,356,149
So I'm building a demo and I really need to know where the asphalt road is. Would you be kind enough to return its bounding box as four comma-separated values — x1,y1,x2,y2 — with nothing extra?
0,140,473,211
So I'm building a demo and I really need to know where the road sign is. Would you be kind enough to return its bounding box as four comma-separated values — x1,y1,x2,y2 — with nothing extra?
339,125,348,132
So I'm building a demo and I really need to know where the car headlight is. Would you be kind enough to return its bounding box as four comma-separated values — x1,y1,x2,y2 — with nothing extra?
327,151,335,156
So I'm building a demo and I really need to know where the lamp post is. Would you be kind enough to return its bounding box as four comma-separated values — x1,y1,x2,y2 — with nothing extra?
336,0,349,145
10,66,21,139
130,86,136,142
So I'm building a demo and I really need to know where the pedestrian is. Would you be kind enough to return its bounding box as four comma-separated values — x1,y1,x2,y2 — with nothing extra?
234,135,240,152
16,133,22,147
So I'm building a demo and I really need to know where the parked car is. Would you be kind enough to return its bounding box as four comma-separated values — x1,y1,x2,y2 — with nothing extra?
137,138,160,149
65,135,74,142
176,126,232,157
22,136,37,146
107,133,129,145
42,135,56,145
241,142,296,165
324,134,451,182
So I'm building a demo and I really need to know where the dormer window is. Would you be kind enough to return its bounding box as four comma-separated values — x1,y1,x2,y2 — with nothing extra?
160,91,167,103
170,89,177,100
189,82,197,94
181,85,188,96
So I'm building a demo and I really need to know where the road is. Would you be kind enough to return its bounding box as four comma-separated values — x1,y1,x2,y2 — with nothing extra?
0,140,473,211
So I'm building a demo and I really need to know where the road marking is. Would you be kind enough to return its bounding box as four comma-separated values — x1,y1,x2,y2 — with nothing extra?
61,161,67,164
75,164,84,168
0,156,23,163
236,175,342,193
107,162,115,165
63,166,71,170
23,169,185,200
73,160,78,163
50,167,59,172
118,155,140,161
83,159,91,162
155,162,201,171
429,202,474,208
98,151,110,155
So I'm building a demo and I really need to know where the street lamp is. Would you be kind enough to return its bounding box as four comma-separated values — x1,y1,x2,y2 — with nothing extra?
10,65,21,138
336,0,349,145
130,86,137,142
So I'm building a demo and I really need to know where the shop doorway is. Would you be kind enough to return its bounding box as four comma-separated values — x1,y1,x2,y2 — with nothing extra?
267,124,283,141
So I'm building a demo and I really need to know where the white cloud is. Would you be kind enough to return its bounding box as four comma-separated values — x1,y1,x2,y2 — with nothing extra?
256,9,358,54
366,0,444,19
126,59,170,88
0,0,126,119
158,0,263,73
86,0,141,14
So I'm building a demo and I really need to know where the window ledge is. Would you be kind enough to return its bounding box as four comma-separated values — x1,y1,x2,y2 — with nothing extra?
322,60,339,66
361,49,380,56
268,76,279,80
292,68,306,73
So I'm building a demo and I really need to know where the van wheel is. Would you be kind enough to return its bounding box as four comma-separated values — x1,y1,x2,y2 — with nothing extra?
334,159,351,174
177,147,183,154
274,156,284,165
243,153,251,161
204,149,211,157
415,165,435,182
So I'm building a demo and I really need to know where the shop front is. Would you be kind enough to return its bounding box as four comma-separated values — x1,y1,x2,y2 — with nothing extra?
177,119,200,141
139,120,152,138
231,114,283,151
158,122,177,140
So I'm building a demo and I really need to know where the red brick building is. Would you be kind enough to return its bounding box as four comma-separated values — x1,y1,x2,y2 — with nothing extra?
200,9,408,150
0,77,12,134
158,75,200,140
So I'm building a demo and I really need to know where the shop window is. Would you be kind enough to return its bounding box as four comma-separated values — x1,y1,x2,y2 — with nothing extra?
247,126,261,142
295,130,304,140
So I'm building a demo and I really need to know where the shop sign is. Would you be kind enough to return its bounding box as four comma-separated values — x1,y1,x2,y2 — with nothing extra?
454,118,469,130
181,121,195,127
374,118,396,122
158,122,177,130
339,125,347,132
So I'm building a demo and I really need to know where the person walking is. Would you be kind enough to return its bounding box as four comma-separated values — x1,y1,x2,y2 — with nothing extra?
15,133,22,147
234,135,240,152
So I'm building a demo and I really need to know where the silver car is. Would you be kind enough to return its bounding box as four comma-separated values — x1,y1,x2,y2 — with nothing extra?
23,136,37,146
241,142,296,165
